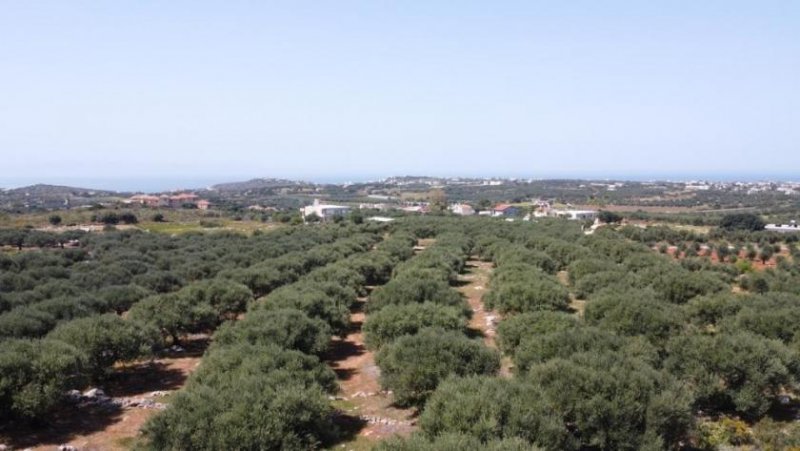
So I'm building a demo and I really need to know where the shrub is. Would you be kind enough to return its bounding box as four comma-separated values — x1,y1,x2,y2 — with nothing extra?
213,308,331,356
420,376,565,446
363,302,468,349
48,314,159,380
375,433,540,451
0,338,86,419
496,311,577,355
375,328,500,407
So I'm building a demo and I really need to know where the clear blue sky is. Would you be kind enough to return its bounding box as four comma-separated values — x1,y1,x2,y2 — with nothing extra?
1,1,799,189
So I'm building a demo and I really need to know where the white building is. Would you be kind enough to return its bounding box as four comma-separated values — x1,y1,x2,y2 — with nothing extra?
549,209,598,220
450,203,475,216
301,199,351,221
765,221,800,233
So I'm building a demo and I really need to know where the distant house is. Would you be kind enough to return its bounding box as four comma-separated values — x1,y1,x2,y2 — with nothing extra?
168,193,200,208
129,193,210,209
492,204,520,217
129,194,160,207
450,203,475,216
301,198,351,221
400,204,429,214
554,209,598,221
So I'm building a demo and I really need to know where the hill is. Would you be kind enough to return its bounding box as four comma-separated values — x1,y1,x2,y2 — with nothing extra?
210,178,308,192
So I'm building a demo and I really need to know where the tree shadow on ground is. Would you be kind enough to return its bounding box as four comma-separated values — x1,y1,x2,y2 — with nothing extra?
465,327,487,340
105,361,189,397
324,339,366,382
329,411,368,445
450,279,473,288
0,403,124,449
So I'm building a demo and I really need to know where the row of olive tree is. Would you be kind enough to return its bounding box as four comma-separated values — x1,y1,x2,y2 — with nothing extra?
0,225,381,423
365,229,500,408
142,232,417,450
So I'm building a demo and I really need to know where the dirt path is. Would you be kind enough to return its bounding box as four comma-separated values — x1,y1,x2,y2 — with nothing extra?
459,260,498,346
326,298,416,444
3,337,207,451
324,243,438,447
557,270,586,318
458,259,513,377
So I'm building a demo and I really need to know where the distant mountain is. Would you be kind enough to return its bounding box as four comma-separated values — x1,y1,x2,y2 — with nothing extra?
210,178,309,191
5,183,121,196
0,184,128,209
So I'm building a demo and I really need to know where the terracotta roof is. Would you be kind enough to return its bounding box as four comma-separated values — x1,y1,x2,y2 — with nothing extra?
493,204,515,211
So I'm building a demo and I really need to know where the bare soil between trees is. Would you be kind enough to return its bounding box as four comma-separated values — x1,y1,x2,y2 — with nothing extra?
324,255,509,447
457,259,512,377
325,298,417,443
2,337,207,451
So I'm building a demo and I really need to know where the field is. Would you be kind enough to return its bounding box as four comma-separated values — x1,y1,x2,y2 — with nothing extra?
2,215,800,450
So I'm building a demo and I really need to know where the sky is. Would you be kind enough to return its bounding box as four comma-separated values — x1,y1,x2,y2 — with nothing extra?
1,1,799,190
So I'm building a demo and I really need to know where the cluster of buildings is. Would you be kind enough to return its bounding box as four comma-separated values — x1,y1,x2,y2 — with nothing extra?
300,197,598,223
449,202,598,221
127,193,211,210
682,180,800,196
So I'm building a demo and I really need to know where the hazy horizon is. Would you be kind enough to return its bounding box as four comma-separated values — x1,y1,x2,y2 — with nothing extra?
3,171,799,193
2,2,799,182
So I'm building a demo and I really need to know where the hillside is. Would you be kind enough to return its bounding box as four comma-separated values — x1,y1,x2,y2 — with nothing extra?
210,178,308,192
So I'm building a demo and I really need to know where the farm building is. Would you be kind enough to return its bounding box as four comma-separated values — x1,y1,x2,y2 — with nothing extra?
555,209,598,221
450,203,475,216
765,221,800,233
301,198,351,221
492,204,521,217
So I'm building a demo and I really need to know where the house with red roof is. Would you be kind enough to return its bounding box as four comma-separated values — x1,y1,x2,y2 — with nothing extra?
491,204,521,217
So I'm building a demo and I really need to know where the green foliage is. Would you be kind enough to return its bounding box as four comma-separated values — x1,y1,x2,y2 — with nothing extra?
128,293,218,343
179,279,253,320
525,352,692,450
719,213,766,232
584,288,685,346
493,247,558,274
685,294,743,327
376,433,541,451
695,417,754,449
213,308,331,356
376,328,500,407
259,284,350,336
363,302,468,350
665,332,798,417
98,284,153,314
368,275,465,312
143,366,337,450
598,210,623,223
0,338,85,419
513,327,657,373
496,311,577,355
191,342,337,394
483,264,569,314
420,376,565,446
47,314,159,380
751,417,800,451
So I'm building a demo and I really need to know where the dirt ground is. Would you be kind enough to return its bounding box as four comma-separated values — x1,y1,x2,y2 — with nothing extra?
325,298,417,445
323,243,439,448
557,270,586,317
1,338,207,451
458,260,498,346
457,259,512,377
